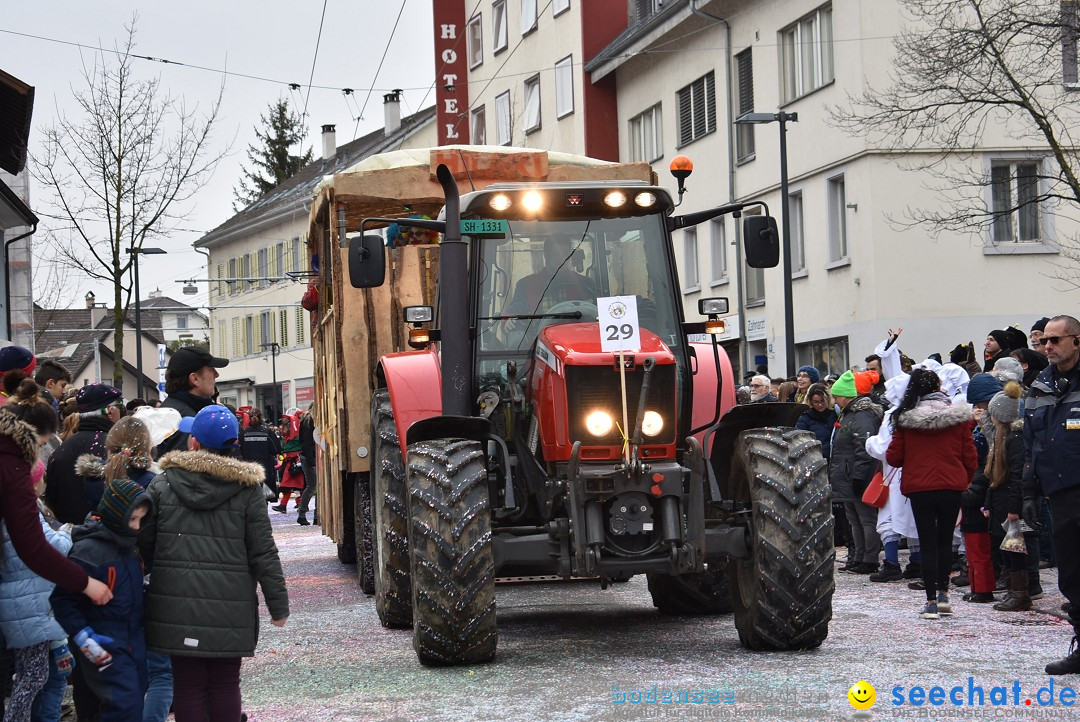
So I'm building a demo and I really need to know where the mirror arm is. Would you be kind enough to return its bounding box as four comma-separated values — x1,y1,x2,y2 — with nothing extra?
343,217,450,248
667,201,771,232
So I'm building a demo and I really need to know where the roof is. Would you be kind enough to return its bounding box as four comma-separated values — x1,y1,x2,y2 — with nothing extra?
0,174,37,229
32,305,167,379
141,295,209,322
195,105,437,249
0,69,34,175
585,0,692,80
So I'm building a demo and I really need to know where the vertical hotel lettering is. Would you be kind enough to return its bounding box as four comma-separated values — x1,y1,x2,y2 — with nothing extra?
433,0,470,145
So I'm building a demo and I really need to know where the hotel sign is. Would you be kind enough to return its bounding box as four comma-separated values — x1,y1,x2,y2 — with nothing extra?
433,0,470,145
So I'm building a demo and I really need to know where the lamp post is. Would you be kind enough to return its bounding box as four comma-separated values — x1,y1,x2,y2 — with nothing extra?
126,247,167,398
734,111,799,376
260,341,281,419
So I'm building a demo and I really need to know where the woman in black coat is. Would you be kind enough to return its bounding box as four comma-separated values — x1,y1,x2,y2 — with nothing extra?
795,383,837,459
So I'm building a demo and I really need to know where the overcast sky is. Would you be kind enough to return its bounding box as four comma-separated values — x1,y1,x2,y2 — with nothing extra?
2,1,434,313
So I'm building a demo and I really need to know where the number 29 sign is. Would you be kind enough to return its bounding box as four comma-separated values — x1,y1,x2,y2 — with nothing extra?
597,295,641,353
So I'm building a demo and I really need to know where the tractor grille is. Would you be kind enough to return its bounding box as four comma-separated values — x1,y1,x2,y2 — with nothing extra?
564,363,676,445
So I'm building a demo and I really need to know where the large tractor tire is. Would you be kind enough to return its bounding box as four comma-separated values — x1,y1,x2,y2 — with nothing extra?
647,561,732,615
727,427,834,650
337,472,357,564
371,390,412,628
354,472,374,594
405,438,497,666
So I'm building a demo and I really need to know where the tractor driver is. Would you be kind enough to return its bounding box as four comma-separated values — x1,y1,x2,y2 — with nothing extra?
503,233,597,337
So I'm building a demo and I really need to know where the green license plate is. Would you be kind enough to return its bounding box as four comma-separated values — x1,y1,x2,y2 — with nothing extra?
460,219,508,237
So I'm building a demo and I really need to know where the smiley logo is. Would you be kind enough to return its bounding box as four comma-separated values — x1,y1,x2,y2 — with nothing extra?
848,680,876,710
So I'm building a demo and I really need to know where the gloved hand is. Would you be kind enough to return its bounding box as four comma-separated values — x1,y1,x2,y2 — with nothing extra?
1022,497,1043,533
74,626,114,669
51,644,74,679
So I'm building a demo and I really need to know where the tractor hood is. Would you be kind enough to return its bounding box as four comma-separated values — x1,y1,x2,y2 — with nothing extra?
536,322,676,372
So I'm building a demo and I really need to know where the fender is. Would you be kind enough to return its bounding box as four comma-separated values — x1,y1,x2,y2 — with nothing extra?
379,348,442,460
688,341,737,453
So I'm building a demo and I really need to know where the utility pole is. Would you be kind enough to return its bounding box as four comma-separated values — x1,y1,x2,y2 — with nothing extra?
261,341,281,419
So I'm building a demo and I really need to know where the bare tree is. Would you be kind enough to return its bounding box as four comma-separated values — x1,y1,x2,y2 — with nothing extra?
830,0,1080,285
33,16,225,385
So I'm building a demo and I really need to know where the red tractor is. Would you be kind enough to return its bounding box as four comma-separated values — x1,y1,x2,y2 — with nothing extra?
348,162,834,666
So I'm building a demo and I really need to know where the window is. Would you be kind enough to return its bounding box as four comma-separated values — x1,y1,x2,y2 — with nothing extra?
292,237,303,273
257,248,269,288
520,0,537,35
273,242,284,279
827,175,848,263
553,0,570,17
710,219,727,284
227,258,237,295
735,48,755,162
788,191,805,273
628,104,663,163
467,14,483,69
176,314,188,330
683,228,699,291
241,254,252,292
1065,2,1079,85
495,91,511,145
471,106,486,145
524,74,541,133
493,0,508,53
991,161,1042,244
796,336,849,378
295,307,306,346
244,315,255,356
279,309,289,348
780,4,833,103
676,72,716,147
745,265,765,305
260,311,274,347
555,55,574,118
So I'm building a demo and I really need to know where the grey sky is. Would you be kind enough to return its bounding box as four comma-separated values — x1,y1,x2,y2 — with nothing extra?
2,0,435,313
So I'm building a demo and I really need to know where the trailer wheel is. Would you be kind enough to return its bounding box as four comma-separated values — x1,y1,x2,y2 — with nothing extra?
647,561,732,615
371,390,412,628
337,472,357,565
354,472,374,594
727,428,834,650
406,438,497,666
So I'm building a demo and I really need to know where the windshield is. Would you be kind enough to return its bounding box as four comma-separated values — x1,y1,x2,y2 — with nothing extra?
474,215,682,364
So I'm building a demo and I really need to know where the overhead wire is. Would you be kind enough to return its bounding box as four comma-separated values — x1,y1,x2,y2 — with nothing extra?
300,0,330,123
353,0,410,140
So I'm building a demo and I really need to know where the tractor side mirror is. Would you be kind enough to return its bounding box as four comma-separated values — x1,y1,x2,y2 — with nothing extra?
348,234,386,288
742,215,780,268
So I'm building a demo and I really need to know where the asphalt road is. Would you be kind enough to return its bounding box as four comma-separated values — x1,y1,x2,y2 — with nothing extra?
239,511,1077,722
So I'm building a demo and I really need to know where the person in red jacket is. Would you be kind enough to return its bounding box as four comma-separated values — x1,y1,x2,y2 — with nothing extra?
887,368,978,620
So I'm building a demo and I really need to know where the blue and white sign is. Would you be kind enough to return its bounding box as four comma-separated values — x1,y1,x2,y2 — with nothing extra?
157,344,167,369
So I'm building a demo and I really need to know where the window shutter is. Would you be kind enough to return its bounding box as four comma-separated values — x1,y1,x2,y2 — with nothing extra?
232,319,241,357
216,264,224,298
705,73,716,134
296,308,306,345
280,309,289,348
738,51,754,114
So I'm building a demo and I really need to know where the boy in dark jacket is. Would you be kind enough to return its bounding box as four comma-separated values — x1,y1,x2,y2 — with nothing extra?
51,478,152,722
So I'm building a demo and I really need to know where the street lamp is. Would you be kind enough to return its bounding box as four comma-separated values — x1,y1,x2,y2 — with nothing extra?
735,111,799,376
126,246,167,399
260,341,281,419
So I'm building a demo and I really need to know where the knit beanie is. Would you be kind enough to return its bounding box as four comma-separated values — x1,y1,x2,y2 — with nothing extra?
988,381,1023,424
991,357,1024,384
1031,317,1050,333
1004,327,1028,351
949,343,971,365
797,365,820,384
987,329,1012,352
96,478,152,535
831,371,858,398
853,370,880,395
967,373,1004,404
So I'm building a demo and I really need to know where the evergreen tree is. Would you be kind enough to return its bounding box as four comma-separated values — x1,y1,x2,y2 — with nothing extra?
233,99,313,211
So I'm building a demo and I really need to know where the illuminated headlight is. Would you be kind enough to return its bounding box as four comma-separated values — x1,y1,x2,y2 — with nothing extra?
603,191,627,208
489,194,512,211
634,192,657,207
522,191,543,212
641,411,664,437
585,410,614,437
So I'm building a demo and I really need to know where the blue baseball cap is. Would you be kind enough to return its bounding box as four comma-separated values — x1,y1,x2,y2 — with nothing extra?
178,405,240,449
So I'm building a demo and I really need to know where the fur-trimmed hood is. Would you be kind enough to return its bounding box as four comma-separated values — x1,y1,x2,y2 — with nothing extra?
0,410,40,463
896,397,975,430
156,449,266,512
75,453,105,478
845,395,884,421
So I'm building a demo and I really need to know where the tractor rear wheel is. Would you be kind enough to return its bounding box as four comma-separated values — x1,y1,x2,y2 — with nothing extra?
371,390,412,628
728,428,834,650
647,561,732,615
406,438,497,666
354,472,374,594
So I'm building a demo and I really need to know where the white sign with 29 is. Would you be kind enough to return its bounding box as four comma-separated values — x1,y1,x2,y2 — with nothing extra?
597,295,641,353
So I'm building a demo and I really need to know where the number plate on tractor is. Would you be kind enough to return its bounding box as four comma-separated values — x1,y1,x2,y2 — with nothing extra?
460,219,508,237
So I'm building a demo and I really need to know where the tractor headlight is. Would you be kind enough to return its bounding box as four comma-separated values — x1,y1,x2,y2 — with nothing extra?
585,410,614,437
489,194,512,211
604,190,627,208
522,191,544,213
641,411,664,437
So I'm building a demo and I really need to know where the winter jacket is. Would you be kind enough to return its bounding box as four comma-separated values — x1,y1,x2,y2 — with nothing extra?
887,395,977,495
1024,363,1080,497
964,423,1026,534
795,407,838,459
0,511,72,648
155,391,215,456
239,423,280,486
959,421,993,534
44,414,113,524
0,411,88,594
299,413,317,462
139,450,289,657
50,519,146,650
74,455,156,503
828,396,884,502
752,392,778,404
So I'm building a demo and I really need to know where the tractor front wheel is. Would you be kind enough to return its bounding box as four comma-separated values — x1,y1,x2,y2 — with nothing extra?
371,390,412,628
354,472,374,594
728,428,834,650
406,438,497,666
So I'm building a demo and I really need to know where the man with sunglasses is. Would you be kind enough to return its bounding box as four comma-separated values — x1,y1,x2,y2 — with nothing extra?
1030,317,1050,357
1024,314,1080,674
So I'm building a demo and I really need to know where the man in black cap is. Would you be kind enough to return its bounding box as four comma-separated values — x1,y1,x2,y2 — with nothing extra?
157,347,229,455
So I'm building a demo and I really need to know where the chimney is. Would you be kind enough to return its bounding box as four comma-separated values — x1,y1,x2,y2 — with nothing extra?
383,90,402,136
321,124,336,161
84,291,95,309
